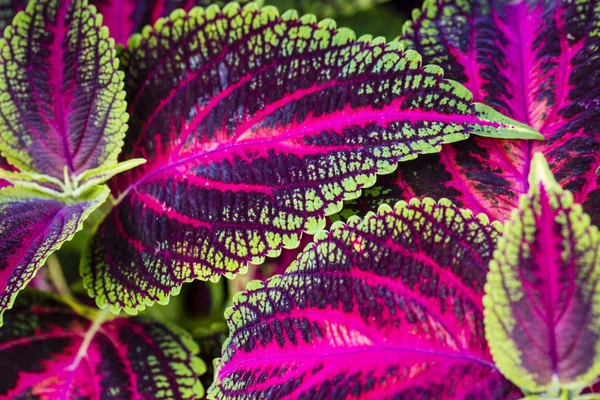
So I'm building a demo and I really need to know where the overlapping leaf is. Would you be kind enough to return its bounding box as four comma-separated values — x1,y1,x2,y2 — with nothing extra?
343,0,600,224
0,0,128,180
210,198,519,399
0,185,109,325
92,0,256,45
484,153,600,393
0,290,205,399
82,2,540,313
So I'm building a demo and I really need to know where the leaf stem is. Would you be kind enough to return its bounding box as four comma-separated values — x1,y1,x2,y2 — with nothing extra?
66,309,110,371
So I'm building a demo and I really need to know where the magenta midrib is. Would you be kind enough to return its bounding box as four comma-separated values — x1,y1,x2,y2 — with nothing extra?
221,346,498,377
50,4,74,173
536,187,560,373
121,105,488,196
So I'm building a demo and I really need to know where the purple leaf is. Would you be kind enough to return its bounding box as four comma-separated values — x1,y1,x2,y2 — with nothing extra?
210,198,520,399
82,2,540,313
348,0,600,223
483,153,600,392
0,185,109,325
0,0,128,180
0,290,205,399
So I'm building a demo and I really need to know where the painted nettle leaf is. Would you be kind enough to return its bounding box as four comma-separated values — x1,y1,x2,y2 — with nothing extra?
484,153,600,395
0,290,205,399
342,0,600,223
0,0,129,188
210,198,519,399
82,1,542,313
0,185,109,325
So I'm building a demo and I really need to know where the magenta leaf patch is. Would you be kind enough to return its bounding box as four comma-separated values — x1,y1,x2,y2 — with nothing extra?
483,153,600,393
0,290,205,399
82,2,541,313
210,198,520,399
0,0,128,181
347,0,600,223
0,185,109,325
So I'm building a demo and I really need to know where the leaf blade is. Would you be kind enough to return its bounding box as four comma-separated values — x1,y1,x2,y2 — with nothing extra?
83,3,540,313
0,0,128,179
0,185,109,326
210,198,519,399
483,153,600,392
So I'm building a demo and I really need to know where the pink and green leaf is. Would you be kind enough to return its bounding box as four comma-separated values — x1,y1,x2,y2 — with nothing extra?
0,185,109,326
0,0,128,181
82,2,541,313
0,290,205,399
346,0,600,224
210,198,520,399
483,153,600,393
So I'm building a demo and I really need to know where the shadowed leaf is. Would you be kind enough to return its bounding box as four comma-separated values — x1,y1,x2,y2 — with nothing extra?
0,290,205,399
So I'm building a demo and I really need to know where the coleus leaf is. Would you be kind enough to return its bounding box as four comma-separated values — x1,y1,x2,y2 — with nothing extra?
91,0,257,45
0,0,128,182
210,198,520,399
483,153,600,394
344,0,600,224
82,2,541,313
0,290,205,399
0,185,109,325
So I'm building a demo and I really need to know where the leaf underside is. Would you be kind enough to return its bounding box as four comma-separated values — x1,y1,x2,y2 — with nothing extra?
0,185,109,326
82,2,539,313
484,154,600,392
342,0,600,224
210,198,519,399
0,290,205,399
0,0,128,180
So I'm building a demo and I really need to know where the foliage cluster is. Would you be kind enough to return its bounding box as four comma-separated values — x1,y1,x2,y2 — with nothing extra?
0,0,599,399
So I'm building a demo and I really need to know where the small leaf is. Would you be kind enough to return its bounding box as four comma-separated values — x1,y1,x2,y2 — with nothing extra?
210,198,519,399
484,153,600,392
345,0,600,224
0,290,205,399
83,2,540,313
0,0,128,180
0,185,109,326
